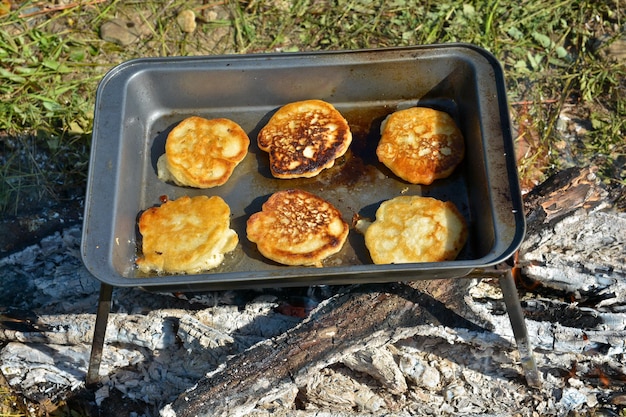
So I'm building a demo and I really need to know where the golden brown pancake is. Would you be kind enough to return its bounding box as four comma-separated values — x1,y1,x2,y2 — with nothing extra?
157,116,249,188
246,189,349,266
364,195,467,264
376,107,464,185
136,195,238,274
257,100,352,179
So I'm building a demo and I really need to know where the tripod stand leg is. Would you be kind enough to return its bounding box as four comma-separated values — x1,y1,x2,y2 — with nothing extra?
499,269,541,388
86,283,113,386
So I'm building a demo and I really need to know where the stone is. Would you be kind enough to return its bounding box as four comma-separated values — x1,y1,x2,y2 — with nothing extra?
607,35,626,63
177,9,197,33
100,18,141,46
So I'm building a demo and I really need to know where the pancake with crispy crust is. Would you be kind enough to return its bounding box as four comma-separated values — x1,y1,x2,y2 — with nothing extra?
246,189,349,266
376,107,464,185
257,100,352,179
157,116,249,188
365,195,467,264
137,195,238,274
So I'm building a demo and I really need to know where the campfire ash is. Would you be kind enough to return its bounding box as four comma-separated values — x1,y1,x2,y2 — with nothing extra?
0,167,625,416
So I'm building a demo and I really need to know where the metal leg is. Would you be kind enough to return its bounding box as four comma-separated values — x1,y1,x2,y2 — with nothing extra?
499,269,542,388
86,283,113,386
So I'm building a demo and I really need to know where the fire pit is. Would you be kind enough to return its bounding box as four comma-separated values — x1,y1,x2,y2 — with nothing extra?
81,45,538,387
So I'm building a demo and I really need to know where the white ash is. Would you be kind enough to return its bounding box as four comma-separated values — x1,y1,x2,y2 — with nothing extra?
341,346,408,395
1,202,626,417
520,209,626,295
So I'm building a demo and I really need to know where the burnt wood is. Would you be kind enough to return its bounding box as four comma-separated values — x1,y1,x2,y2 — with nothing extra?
166,279,490,416
166,166,623,416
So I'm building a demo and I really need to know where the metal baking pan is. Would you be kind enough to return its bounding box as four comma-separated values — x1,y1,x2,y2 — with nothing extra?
81,44,525,292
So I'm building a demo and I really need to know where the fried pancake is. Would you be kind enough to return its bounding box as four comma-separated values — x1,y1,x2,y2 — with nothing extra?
157,116,249,188
136,195,238,274
257,100,352,179
376,107,464,185
364,195,467,264
246,189,349,266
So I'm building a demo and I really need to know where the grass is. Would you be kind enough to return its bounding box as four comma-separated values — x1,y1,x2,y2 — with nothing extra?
0,0,624,215
0,1,623,414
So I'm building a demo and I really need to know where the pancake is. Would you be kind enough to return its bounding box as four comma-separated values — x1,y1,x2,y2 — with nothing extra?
157,116,249,188
257,99,352,179
376,107,464,185
364,195,467,264
246,189,349,266
136,195,238,274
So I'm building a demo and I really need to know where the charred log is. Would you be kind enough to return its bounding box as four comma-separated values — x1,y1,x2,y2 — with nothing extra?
164,279,491,417
519,167,626,299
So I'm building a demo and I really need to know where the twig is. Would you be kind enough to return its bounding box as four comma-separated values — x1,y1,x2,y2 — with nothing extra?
510,99,559,106
19,0,108,19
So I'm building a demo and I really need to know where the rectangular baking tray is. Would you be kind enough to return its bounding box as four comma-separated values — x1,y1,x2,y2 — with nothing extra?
81,44,525,292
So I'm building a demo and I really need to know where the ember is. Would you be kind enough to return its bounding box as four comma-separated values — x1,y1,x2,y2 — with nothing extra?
586,365,626,388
